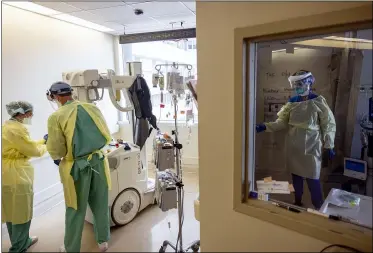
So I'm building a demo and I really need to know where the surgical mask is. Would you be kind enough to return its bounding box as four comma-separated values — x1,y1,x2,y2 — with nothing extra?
56,100,62,108
23,117,32,125
296,87,304,95
295,85,310,96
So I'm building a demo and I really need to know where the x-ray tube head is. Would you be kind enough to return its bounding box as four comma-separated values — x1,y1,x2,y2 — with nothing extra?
60,68,138,112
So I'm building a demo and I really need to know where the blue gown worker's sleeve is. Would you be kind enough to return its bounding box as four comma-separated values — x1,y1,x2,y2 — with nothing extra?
47,114,67,160
317,97,336,149
264,102,292,132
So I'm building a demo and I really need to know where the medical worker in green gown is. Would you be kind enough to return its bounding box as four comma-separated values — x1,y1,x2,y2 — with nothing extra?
2,101,46,252
45,82,112,252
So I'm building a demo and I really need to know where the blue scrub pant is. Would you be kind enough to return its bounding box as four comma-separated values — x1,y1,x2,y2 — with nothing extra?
292,174,323,209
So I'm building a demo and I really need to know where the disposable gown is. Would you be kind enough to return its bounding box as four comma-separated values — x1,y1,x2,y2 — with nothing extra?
2,120,46,224
264,95,336,179
46,101,112,210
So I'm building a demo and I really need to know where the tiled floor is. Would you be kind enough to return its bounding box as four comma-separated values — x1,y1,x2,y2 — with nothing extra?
1,168,200,252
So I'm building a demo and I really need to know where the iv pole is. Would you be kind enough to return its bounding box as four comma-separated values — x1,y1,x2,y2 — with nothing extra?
155,62,200,253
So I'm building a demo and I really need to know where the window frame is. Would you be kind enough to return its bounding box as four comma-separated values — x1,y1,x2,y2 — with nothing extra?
233,5,372,252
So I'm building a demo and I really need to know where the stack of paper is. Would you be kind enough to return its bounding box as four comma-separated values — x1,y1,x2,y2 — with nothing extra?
257,177,294,194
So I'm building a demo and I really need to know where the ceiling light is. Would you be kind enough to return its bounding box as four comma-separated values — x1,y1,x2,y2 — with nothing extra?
3,1,61,16
272,47,300,53
3,1,114,33
53,14,114,32
324,36,372,43
293,39,373,50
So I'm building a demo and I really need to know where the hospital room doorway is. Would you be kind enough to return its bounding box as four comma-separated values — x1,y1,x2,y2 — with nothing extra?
119,37,199,181
114,35,200,250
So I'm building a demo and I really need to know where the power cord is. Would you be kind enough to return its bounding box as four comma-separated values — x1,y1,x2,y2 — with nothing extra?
320,244,363,253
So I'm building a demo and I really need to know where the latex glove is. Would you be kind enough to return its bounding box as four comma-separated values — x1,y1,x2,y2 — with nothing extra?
328,149,335,159
43,134,48,144
54,159,61,166
256,124,266,133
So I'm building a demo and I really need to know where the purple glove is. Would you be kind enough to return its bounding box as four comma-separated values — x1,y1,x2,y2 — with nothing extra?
328,149,335,159
43,134,48,144
256,124,266,133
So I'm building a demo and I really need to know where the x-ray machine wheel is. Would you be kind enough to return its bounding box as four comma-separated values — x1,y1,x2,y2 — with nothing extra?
111,188,141,226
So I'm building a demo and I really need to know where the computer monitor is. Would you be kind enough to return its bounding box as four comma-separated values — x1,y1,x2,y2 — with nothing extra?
343,157,367,181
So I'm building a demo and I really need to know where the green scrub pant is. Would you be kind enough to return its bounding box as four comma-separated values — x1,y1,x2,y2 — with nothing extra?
64,156,110,252
6,221,32,252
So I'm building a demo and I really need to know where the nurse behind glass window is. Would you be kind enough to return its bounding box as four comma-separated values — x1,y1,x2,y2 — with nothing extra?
256,70,336,209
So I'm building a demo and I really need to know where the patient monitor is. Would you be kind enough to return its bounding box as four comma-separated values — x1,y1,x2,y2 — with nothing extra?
344,157,368,181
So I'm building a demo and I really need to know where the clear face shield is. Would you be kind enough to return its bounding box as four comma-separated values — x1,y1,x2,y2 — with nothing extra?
288,72,314,96
291,80,310,96
46,90,59,111
46,86,73,111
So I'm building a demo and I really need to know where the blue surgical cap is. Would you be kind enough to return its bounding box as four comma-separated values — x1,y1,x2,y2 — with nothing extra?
49,81,73,95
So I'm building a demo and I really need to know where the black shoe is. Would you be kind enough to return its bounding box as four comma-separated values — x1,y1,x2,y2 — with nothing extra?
294,202,303,207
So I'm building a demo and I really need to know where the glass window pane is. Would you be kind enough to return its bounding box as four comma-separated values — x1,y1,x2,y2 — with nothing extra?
247,29,373,225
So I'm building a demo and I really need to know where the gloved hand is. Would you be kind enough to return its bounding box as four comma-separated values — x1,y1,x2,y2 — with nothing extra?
256,124,266,133
43,134,48,144
328,149,335,159
54,159,61,166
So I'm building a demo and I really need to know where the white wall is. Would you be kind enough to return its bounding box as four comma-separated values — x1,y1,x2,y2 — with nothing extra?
2,4,116,222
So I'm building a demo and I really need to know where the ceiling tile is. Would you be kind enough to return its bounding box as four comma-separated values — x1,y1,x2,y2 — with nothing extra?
124,1,153,5
101,22,125,31
64,2,126,11
125,26,169,34
123,21,164,30
179,22,196,29
128,2,191,17
181,2,196,12
116,16,157,26
111,30,124,35
152,13,196,25
88,5,137,22
62,11,109,23
88,5,159,25
33,2,82,13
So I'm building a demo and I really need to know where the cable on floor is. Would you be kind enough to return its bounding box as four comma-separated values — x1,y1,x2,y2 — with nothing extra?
320,244,363,253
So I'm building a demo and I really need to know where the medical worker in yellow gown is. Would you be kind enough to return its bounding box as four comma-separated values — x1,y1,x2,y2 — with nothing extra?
45,82,112,253
256,70,336,209
2,101,47,252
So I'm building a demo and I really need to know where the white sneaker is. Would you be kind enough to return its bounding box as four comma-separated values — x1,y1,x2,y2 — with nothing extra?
98,242,108,252
29,236,38,247
59,245,66,252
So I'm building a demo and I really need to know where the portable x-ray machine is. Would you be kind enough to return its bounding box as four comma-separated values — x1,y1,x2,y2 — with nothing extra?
62,62,156,226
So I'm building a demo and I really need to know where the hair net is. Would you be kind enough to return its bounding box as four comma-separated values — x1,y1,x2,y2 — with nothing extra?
6,101,34,117
49,81,73,95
